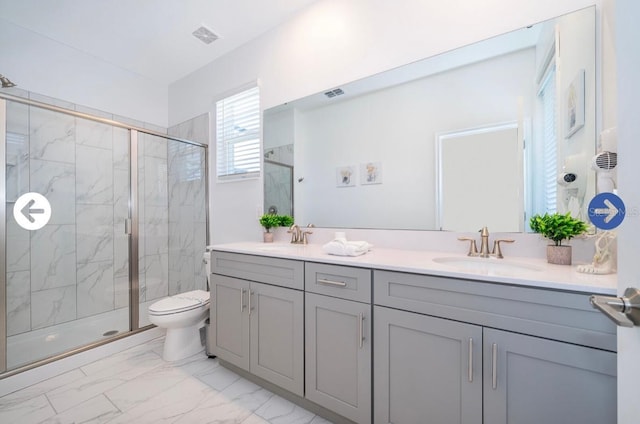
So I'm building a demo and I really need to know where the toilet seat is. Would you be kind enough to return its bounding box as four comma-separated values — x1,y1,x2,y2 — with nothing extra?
149,290,210,316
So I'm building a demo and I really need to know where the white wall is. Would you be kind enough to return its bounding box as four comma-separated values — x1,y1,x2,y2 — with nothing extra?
263,109,295,149
555,9,598,218
615,1,640,422
0,20,168,127
295,49,534,230
168,0,605,245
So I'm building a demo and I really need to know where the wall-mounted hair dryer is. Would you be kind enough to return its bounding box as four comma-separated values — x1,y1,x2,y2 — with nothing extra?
557,152,587,218
558,153,587,196
592,127,617,193
557,172,578,186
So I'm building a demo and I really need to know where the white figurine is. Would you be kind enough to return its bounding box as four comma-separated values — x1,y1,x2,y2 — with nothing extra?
577,230,617,274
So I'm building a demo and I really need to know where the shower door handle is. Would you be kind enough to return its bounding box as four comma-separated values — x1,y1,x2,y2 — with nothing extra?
124,219,132,235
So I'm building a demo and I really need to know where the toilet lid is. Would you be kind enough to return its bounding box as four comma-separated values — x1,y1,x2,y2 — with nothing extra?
148,290,210,315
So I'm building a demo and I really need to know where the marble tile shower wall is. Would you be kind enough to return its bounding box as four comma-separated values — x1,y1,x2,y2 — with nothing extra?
264,163,293,216
264,144,293,216
3,95,209,337
4,101,135,336
137,132,169,304
167,113,209,296
139,113,209,303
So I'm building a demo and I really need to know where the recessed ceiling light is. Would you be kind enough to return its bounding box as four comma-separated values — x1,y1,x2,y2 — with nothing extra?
192,25,219,44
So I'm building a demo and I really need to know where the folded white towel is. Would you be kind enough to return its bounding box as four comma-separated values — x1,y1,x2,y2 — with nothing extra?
322,239,373,257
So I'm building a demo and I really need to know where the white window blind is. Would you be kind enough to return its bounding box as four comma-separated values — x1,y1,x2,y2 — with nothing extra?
539,67,557,213
216,86,260,181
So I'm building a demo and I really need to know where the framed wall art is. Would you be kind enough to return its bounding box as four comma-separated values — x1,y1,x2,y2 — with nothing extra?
565,69,585,138
360,162,382,185
336,165,356,187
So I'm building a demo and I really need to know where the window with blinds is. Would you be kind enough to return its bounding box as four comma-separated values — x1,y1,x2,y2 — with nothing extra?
216,85,260,181
539,67,557,213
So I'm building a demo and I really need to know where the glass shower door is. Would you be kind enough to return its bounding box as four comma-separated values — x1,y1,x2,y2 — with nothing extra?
137,133,208,326
3,100,131,371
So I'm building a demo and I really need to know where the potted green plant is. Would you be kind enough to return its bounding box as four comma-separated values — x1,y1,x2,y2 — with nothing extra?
529,212,589,265
259,213,281,243
278,214,294,228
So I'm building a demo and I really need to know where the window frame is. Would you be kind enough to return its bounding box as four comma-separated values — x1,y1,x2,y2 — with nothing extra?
215,84,261,182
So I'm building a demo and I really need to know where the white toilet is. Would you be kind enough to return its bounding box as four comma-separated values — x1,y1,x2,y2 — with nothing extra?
148,289,211,361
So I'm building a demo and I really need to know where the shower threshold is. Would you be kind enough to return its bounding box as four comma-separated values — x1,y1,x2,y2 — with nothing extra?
6,308,129,370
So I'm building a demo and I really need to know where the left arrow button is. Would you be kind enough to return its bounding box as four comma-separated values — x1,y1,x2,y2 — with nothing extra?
20,199,46,223
13,193,52,231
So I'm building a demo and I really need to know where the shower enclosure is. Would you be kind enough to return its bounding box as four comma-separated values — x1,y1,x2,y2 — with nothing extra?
263,144,294,217
0,93,208,375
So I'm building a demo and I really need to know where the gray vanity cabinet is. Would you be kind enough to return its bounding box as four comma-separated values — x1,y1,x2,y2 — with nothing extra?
210,252,304,396
211,274,250,369
483,328,616,424
373,270,618,424
374,305,616,424
249,281,304,395
374,306,483,424
209,251,617,424
305,263,372,424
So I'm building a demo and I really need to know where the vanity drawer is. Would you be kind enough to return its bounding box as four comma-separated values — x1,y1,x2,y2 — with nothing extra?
210,251,304,290
305,262,371,303
374,270,617,352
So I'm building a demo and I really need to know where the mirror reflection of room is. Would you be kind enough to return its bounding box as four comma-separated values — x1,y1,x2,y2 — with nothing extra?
263,6,595,232
263,104,295,217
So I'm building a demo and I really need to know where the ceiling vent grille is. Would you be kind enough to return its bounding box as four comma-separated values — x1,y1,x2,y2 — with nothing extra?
192,26,219,44
324,88,344,98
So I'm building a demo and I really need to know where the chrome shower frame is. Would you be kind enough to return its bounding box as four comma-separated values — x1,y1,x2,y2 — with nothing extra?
0,92,210,378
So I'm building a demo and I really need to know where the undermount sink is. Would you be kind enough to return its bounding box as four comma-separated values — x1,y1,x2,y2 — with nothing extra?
433,256,542,274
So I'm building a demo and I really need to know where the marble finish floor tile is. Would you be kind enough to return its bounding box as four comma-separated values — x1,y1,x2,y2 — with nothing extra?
254,395,317,424
0,336,335,424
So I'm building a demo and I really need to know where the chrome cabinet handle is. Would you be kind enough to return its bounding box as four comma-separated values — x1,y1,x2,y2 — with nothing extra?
468,338,473,383
248,290,253,316
240,288,245,313
358,313,365,348
492,343,498,390
590,287,640,327
317,278,347,287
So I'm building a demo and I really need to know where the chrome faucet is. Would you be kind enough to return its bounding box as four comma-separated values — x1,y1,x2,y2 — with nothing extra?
458,227,515,259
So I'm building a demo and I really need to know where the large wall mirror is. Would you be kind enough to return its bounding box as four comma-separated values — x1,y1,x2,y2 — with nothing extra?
263,6,596,232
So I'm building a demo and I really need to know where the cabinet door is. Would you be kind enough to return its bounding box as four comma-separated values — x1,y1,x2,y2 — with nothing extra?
374,306,482,424
305,293,371,424
211,274,250,370
483,328,617,424
249,282,304,396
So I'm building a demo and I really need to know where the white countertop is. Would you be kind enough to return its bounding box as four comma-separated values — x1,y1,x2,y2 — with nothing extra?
208,242,617,295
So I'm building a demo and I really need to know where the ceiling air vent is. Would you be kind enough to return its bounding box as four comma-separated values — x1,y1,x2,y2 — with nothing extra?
192,25,219,44
324,88,344,98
